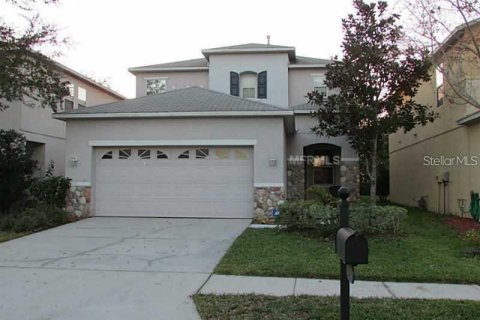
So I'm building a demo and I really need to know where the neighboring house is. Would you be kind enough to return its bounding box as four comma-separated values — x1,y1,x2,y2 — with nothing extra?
0,61,125,176
390,22,480,216
55,43,359,218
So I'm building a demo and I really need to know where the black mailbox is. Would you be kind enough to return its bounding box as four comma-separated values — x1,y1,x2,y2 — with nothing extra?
336,227,368,265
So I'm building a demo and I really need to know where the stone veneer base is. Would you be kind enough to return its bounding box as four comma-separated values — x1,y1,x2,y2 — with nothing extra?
66,186,91,217
254,186,286,222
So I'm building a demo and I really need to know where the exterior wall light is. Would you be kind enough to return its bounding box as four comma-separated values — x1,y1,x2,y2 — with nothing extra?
70,156,78,167
269,158,277,167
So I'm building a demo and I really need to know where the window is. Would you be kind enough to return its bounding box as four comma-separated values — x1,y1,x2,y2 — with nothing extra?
64,99,74,111
215,148,230,159
101,151,113,159
257,71,267,99
436,66,444,107
234,149,249,160
146,79,167,95
138,149,151,159
178,150,190,159
119,149,132,159
67,83,75,97
196,148,209,159
240,72,257,98
78,103,86,108
313,76,327,96
230,72,239,96
78,86,87,102
157,150,168,159
312,155,334,185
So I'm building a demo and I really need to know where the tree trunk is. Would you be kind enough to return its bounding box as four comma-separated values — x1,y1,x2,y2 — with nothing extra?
370,137,378,203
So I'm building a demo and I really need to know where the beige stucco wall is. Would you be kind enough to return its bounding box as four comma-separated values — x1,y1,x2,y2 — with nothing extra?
389,65,480,215
208,53,290,108
134,71,209,97
64,117,286,187
287,114,357,158
288,69,326,107
0,73,123,176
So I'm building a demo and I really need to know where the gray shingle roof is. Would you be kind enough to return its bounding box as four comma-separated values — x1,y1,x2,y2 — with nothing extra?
289,102,317,111
63,87,285,114
292,56,332,65
129,58,208,72
203,43,295,51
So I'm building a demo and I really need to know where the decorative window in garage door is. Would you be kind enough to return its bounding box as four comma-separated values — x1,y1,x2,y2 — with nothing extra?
215,148,230,160
234,149,249,160
138,149,151,159
101,151,113,159
157,150,168,159
195,148,209,159
119,149,132,160
178,150,190,159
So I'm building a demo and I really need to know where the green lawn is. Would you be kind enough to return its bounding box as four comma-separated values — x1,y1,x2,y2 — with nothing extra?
194,295,480,320
214,208,480,283
0,231,27,243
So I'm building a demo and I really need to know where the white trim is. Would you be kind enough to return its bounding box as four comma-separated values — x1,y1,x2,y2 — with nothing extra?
289,64,327,69
71,181,91,187
88,139,258,147
294,110,315,115
144,76,168,80
254,183,285,188
53,110,293,120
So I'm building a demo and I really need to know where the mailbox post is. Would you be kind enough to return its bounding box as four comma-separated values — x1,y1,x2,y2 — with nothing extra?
336,187,369,320
338,187,351,320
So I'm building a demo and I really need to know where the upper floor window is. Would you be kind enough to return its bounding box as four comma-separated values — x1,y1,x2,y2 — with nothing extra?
436,66,444,108
146,78,167,95
230,71,267,99
241,72,257,98
67,83,75,97
78,86,87,102
313,76,327,96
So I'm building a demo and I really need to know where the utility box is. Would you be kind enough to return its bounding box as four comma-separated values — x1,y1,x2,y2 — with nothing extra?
336,227,369,266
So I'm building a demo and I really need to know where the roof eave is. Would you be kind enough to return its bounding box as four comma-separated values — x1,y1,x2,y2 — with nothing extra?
457,111,480,125
128,66,209,74
288,64,327,69
202,47,296,61
53,110,294,120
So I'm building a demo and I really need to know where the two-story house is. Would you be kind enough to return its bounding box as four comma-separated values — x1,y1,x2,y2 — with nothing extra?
0,61,125,177
55,43,359,218
390,21,480,216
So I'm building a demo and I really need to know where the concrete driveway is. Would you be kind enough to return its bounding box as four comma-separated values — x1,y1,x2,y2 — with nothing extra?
0,217,250,320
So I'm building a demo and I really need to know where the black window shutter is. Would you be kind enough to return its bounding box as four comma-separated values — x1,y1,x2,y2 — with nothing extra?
258,71,267,99
230,72,239,96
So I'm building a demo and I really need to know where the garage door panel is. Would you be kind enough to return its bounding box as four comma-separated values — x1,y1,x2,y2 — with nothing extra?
94,147,253,218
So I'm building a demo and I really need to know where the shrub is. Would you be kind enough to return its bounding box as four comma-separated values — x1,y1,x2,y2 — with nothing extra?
276,200,338,237
464,229,480,246
0,205,68,233
31,162,71,208
306,185,338,207
350,204,407,236
277,200,407,238
0,130,36,214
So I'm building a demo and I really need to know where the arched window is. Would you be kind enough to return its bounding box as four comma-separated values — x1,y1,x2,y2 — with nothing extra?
119,149,132,160
178,150,190,159
101,151,113,159
240,72,257,98
138,149,151,159
157,150,168,159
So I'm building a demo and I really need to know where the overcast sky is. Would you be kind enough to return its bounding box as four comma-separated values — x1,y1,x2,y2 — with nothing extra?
3,0,400,98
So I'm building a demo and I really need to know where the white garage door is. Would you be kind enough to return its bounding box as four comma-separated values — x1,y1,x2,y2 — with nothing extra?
94,146,253,218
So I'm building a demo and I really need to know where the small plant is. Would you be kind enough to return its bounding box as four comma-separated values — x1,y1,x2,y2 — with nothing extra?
350,204,408,237
306,185,338,207
464,229,480,247
31,161,71,208
0,205,68,233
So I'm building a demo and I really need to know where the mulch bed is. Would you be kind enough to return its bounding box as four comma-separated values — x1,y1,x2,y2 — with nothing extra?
444,216,480,234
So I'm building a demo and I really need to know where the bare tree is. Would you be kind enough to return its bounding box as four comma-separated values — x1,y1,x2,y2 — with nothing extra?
401,0,480,109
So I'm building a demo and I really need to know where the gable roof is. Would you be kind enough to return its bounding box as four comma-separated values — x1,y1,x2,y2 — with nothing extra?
434,18,480,58
292,56,332,66
128,58,208,73
57,86,286,117
202,43,296,60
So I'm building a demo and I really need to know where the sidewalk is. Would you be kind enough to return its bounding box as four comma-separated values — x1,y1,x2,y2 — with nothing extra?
199,275,480,301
